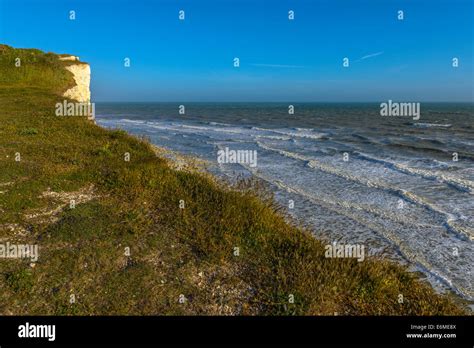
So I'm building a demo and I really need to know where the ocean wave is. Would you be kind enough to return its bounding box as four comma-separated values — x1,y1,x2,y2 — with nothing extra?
413,122,452,128
385,142,452,156
173,123,327,140
256,142,473,240
180,124,250,135
251,127,327,140
354,152,474,194
180,124,216,131
208,121,231,126
255,135,292,141
351,133,378,144
118,118,146,124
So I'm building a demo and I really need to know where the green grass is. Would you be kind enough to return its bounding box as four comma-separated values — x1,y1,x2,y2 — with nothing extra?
0,44,467,315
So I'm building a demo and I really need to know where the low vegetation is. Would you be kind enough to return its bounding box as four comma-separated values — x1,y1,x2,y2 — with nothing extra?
0,44,466,315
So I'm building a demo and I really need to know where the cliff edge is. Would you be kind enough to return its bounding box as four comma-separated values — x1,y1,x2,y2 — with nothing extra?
59,55,93,120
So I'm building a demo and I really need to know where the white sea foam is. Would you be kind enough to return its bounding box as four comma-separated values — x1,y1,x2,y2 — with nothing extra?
414,122,452,128
354,151,474,194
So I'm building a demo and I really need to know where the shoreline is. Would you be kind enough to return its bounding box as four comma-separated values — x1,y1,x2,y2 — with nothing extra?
148,143,210,174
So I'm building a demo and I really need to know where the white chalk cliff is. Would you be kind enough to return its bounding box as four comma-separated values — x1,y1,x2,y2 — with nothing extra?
63,63,91,103
59,55,93,120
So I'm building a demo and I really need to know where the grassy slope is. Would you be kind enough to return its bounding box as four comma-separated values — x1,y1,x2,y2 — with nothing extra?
0,44,465,315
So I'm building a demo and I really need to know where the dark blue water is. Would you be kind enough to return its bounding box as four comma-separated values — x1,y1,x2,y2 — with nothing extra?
96,102,474,301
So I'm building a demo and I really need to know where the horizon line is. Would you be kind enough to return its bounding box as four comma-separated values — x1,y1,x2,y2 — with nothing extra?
92,100,474,104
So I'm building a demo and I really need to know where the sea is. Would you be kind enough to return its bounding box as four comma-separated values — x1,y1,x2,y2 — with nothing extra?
96,102,474,302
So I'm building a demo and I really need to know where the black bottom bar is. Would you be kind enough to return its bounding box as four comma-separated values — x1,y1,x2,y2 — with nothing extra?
0,316,472,346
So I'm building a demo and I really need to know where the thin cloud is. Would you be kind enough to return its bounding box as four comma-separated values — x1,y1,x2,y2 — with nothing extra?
356,51,384,62
250,63,305,68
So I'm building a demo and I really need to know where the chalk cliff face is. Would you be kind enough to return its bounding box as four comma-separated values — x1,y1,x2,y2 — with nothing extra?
62,62,91,103
59,55,93,121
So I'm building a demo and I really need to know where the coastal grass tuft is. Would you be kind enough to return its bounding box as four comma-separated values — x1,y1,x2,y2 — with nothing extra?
0,44,467,315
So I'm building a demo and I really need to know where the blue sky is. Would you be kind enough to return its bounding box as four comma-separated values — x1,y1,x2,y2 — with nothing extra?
0,0,472,102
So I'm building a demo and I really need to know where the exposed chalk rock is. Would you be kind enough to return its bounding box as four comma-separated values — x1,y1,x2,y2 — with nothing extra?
63,63,91,103
59,55,80,62
61,57,94,121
